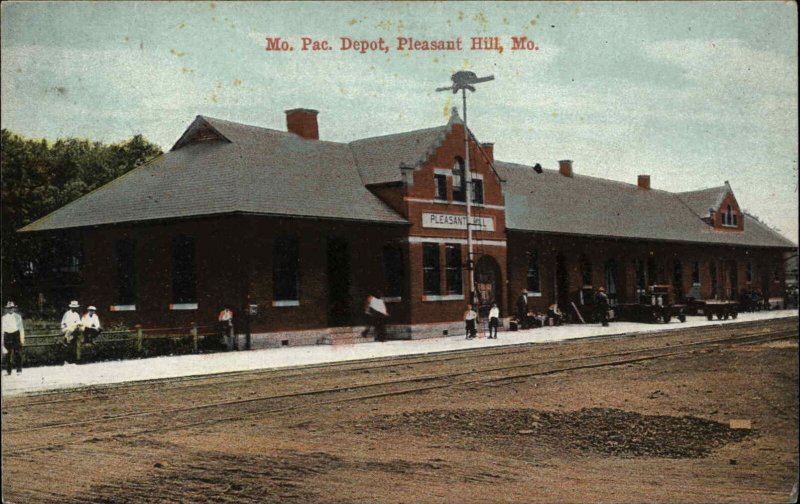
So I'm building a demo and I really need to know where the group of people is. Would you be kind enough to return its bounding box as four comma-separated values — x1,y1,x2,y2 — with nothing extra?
513,287,611,330
1,299,103,374
60,300,103,362
514,290,564,329
463,303,501,339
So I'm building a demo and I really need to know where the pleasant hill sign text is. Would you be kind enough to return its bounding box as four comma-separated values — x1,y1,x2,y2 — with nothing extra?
421,212,495,231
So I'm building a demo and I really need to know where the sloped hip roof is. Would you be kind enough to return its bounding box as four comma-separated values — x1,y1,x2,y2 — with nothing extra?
496,161,795,248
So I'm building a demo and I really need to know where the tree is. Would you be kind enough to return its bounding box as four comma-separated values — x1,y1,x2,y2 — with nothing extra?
1,130,162,315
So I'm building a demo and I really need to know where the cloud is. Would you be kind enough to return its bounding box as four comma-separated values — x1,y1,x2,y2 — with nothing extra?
644,38,797,95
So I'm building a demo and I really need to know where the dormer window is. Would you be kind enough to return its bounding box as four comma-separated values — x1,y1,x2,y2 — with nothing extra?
452,157,466,202
722,204,738,227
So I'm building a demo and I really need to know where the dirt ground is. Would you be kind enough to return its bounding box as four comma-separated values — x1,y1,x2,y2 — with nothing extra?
2,318,798,503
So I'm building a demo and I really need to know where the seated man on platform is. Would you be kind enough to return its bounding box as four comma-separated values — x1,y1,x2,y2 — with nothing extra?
81,306,102,345
61,300,84,361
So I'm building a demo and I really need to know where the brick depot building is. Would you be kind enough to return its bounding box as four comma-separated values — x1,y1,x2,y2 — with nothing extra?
22,108,796,346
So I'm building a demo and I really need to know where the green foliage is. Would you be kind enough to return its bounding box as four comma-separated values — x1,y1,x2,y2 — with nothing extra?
1,130,162,313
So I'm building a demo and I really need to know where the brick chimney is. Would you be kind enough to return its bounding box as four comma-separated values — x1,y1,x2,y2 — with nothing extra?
480,142,494,163
638,175,651,190
558,159,573,177
285,108,319,140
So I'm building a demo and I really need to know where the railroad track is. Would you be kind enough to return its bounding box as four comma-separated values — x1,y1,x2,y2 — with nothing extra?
5,317,795,409
3,324,795,456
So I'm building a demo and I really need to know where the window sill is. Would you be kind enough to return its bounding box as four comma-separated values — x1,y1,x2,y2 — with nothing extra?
450,201,484,207
422,294,465,302
169,303,198,310
526,292,542,298
110,304,136,312
384,297,402,303
433,198,448,204
272,300,300,307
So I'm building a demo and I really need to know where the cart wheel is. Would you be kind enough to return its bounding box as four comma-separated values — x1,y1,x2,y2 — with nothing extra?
663,314,672,324
722,311,730,320
731,311,738,320
707,312,714,321
678,314,686,323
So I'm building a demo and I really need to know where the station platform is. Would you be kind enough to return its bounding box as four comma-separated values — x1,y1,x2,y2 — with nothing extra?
2,310,797,397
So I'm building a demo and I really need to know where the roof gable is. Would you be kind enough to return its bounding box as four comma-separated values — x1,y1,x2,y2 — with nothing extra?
171,116,231,150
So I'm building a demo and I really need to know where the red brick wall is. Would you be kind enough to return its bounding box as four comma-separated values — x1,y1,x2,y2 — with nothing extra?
82,215,409,333
506,231,786,313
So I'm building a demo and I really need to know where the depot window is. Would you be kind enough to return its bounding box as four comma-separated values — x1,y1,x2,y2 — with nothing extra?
526,250,540,293
115,239,136,305
635,259,646,289
691,261,700,285
172,235,196,303
746,261,753,283
452,157,466,202
274,235,299,301
434,173,448,201
580,254,593,287
471,178,484,205
423,243,441,295
445,244,463,295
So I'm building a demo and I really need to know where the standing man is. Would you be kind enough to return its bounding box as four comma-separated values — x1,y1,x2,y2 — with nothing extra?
61,300,83,361
81,306,102,345
2,301,25,375
218,306,234,349
464,304,479,339
595,287,610,327
488,303,500,339
516,289,529,327
361,294,389,341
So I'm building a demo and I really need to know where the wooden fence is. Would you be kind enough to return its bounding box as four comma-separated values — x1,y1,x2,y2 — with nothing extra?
16,323,235,364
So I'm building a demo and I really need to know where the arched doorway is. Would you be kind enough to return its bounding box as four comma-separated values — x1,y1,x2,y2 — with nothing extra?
475,255,502,317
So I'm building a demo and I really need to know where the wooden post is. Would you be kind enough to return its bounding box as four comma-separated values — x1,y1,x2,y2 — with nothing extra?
136,325,143,353
75,331,83,362
191,322,198,353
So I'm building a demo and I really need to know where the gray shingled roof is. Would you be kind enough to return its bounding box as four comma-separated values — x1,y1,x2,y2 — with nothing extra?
350,124,451,185
21,116,407,232
497,162,795,248
19,115,797,250
676,184,730,218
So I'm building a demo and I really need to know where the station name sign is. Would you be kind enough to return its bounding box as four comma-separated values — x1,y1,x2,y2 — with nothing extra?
422,212,495,231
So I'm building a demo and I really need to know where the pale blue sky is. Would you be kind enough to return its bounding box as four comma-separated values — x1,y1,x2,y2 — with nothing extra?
2,1,797,242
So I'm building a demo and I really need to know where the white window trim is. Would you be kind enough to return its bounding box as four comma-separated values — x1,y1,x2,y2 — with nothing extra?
110,304,136,312
404,197,504,210
526,292,542,298
433,168,452,176
408,236,507,247
422,294,465,302
169,303,198,311
384,296,402,303
272,300,300,307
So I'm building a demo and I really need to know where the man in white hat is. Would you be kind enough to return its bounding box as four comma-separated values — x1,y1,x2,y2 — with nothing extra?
81,306,102,345
2,301,25,374
61,300,84,360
